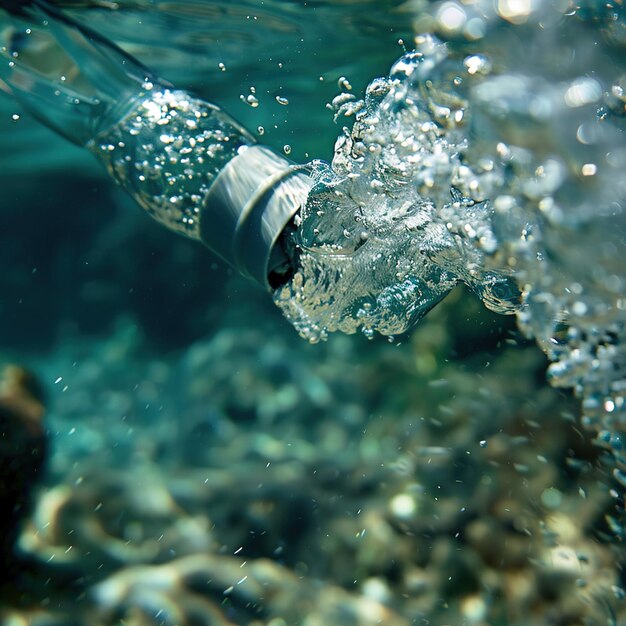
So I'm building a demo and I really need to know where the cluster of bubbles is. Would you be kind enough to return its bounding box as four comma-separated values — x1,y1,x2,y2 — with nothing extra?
274,2,626,473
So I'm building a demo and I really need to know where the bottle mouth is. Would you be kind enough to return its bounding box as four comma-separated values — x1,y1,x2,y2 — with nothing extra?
198,145,313,290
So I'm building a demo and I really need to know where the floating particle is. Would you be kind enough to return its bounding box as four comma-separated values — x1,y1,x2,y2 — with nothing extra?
275,95,289,106
283,144,292,155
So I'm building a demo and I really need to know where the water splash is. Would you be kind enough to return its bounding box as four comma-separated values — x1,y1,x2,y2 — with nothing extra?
274,36,520,343
274,4,626,474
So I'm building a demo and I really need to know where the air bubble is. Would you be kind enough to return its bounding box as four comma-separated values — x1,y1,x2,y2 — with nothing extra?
464,54,491,76
240,94,259,107
337,76,352,91
361,327,375,340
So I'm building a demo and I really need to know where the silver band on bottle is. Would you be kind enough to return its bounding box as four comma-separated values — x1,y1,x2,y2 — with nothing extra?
199,145,312,288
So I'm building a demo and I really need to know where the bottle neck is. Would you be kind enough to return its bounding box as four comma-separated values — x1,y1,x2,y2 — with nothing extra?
0,1,162,146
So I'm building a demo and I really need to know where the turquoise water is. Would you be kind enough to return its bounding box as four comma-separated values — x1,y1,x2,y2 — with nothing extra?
0,2,625,625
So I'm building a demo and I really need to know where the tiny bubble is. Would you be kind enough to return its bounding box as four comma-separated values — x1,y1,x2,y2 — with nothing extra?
283,144,292,155
241,94,259,107
275,95,289,106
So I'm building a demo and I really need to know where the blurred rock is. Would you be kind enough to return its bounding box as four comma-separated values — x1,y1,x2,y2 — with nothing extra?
89,554,410,626
0,365,47,585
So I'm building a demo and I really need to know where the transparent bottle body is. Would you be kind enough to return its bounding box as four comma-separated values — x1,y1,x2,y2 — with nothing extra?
89,88,254,240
